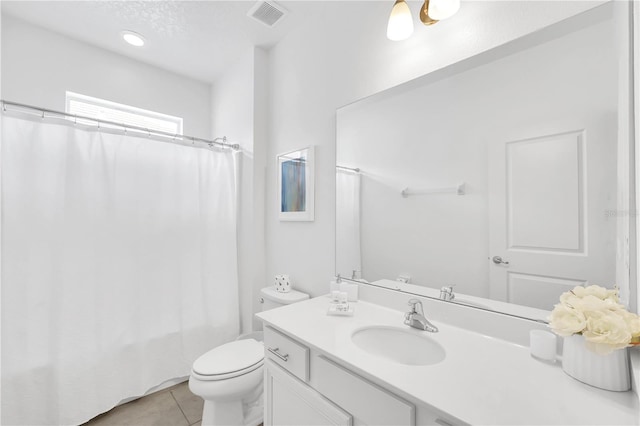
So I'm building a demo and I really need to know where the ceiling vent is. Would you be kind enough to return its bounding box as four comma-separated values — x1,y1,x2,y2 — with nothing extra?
247,1,287,28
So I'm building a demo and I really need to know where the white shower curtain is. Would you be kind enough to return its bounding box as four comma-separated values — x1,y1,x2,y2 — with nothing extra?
336,169,361,278
1,115,240,425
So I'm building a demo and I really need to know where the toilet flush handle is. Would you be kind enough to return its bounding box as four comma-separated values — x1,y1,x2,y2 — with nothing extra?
267,347,289,362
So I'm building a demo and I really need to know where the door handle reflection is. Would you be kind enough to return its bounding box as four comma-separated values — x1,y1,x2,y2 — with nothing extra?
491,256,510,265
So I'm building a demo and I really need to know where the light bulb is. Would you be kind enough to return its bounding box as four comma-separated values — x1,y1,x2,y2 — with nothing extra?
428,0,460,20
386,0,414,41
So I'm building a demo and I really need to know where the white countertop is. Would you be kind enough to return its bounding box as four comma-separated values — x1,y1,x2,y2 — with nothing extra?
257,296,639,426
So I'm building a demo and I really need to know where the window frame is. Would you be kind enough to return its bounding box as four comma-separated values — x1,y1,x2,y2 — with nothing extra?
65,91,184,135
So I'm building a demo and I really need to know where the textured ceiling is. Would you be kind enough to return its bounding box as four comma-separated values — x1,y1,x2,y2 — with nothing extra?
1,0,326,83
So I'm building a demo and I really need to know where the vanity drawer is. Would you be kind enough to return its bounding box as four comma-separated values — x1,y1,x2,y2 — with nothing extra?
264,326,310,382
315,355,415,426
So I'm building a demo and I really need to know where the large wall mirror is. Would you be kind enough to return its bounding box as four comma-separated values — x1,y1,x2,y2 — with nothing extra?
336,2,635,321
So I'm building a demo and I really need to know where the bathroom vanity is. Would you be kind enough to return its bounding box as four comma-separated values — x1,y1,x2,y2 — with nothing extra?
262,324,427,426
257,293,639,426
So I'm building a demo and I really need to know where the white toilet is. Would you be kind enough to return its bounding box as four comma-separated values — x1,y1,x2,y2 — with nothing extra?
189,286,309,426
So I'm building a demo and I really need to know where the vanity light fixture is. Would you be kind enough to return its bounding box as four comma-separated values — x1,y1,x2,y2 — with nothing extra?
419,0,438,26
122,30,145,47
386,0,414,41
427,0,461,21
387,0,460,40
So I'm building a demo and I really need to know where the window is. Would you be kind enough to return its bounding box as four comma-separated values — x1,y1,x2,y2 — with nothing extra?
65,92,183,135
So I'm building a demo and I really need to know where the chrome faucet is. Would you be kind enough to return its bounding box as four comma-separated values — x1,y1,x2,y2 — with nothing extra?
440,285,455,301
404,299,439,333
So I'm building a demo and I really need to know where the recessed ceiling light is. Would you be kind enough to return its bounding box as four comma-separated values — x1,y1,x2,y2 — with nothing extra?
122,31,145,47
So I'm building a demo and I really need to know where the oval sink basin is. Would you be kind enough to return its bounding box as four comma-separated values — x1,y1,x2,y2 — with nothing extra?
351,326,446,366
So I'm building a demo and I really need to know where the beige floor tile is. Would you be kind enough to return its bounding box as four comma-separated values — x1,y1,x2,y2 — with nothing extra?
189,421,201,426
162,380,189,393
83,390,189,426
170,382,204,425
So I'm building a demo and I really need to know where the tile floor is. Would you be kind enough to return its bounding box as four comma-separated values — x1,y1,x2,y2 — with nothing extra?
82,381,203,426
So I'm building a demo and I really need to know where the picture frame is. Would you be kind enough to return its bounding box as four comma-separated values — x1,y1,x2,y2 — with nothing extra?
277,146,315,221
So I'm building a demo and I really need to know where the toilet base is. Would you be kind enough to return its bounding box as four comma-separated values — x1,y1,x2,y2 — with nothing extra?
199,386,263,426
242,386,263,426
202,400,242,426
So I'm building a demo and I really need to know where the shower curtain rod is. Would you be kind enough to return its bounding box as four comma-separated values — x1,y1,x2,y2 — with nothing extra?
1,100,241,151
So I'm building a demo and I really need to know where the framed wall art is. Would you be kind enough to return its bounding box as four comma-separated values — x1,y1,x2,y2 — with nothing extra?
277,146,315,221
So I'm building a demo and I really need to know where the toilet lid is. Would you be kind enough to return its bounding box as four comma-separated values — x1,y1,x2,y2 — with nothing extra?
192,339,264,378
261,286,310,305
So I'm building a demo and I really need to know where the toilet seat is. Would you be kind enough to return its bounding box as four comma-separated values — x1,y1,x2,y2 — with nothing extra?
192,339,264,381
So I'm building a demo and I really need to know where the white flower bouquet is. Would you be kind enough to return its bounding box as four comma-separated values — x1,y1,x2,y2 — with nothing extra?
548,285,640,354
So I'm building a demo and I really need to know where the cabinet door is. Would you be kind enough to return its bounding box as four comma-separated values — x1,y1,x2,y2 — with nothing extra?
265,359,352,426
314,356,415,426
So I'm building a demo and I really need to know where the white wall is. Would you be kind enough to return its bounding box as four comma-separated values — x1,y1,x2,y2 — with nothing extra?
210,48,269,333
1,15,211,138
265,1,607,298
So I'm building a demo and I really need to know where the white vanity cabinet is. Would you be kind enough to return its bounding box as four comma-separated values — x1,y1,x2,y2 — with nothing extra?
263,326,460,426
264,360,352,426
264,326,352,426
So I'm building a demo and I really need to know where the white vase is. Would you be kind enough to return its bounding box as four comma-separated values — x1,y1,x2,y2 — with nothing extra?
562,334,630,391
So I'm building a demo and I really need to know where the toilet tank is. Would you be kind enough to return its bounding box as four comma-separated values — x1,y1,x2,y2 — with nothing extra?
260,286,309,311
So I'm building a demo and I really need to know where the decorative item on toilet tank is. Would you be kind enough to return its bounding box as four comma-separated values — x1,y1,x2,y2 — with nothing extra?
274,274,291,293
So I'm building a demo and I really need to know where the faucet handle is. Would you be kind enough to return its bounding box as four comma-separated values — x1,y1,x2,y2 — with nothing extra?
407,298,423,314
439,286,455,301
